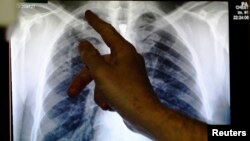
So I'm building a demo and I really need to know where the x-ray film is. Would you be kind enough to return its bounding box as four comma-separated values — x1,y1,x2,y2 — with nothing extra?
10,1,230,141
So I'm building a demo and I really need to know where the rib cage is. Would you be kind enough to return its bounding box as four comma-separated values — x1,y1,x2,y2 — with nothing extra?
39,27,99,141
40,12,204,141
134,12,204,120
141,35,203,120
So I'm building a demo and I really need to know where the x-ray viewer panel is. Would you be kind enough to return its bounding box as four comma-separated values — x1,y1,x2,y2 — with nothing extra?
10,1,230,141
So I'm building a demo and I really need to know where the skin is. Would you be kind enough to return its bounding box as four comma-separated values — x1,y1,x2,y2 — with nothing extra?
68,10,208,141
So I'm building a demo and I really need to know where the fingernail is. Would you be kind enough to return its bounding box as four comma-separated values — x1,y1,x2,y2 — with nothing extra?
85,10,93,15
85,10,94,20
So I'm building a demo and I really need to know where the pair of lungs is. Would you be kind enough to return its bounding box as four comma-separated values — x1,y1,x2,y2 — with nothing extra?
41,12,203,141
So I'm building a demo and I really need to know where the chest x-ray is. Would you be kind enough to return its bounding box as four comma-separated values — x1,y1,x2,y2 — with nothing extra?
10,1,230,141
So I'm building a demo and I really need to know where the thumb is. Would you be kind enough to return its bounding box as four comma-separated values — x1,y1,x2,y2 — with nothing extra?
67,67,92,97
78,40,107,75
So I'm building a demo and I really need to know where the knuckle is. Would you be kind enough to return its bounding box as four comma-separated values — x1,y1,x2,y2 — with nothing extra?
100,23,113,33
124,43,137,53
117,42,136,56
105,23,114,31
94,66,110,78
105,34,117,46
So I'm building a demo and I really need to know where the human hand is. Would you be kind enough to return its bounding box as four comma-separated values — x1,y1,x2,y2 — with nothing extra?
67,10,208,141
67,10,160,118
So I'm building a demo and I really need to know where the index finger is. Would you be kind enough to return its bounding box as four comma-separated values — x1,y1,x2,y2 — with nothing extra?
84,10,133,54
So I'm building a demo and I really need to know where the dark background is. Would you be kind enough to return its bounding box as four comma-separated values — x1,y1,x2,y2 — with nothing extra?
228,0,250,126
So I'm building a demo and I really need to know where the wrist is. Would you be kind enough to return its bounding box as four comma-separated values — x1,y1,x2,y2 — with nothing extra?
116,88,164,139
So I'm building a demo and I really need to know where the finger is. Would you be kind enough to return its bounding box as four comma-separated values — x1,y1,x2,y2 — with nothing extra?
67,54,112,98
84,10,133,54
67,67,92,98
79,40,107,73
